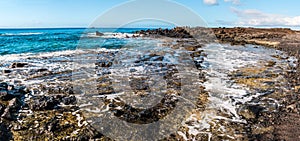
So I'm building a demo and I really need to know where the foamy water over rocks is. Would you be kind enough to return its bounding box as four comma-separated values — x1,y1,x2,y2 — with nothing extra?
179,43,296,140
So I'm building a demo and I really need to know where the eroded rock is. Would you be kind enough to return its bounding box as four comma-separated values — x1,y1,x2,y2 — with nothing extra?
29,96,60,111
9,62,28,68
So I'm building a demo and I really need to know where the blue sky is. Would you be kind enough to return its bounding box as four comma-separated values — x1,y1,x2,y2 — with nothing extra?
0,0,299,28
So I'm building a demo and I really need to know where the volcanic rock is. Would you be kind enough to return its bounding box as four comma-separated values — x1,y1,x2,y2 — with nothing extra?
95,31,104,36
29,96,60,111
9,62,28,68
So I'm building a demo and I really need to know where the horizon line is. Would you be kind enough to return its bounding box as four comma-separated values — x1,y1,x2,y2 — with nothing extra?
0,26,298,30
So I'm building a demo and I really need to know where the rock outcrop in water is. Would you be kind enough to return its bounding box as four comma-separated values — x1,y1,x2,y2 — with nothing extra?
135,27,193,38
95,31,104,36
9,62,28,68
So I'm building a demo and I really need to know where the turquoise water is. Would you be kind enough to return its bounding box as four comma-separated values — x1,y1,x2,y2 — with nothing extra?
0,28,147,55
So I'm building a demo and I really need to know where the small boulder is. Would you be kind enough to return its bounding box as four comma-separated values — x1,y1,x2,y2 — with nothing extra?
37,68,48,72
9,62,28,68
3,70,12,74
0,90,9,100
0,83,26,100
1,98,21,120
29,96,60,111
95,31,104,36
0,83,8,90
0,123,12,140
62,95,77,105
0,103,6,115
185,45,202,51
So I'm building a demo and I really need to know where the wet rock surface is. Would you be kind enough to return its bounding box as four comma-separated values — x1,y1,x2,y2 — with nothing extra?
75,37,208,140
211,27,295,47
206,27,300,140
135,27,193,38
0,30,208,140
0,82,27,140
0,82,26,120
9,62,28,68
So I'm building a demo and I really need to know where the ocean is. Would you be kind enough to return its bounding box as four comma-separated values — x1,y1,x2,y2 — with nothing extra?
0,28,149,55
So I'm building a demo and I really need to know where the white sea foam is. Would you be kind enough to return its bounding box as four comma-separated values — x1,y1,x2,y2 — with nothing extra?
85,32,139,39
1,32,44,36
0,48,120,62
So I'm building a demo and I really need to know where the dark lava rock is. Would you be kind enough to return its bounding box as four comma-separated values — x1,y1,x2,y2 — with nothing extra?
0,82,8,90
0,103,6,115
129,77,149,91
9,62,28,68
0,90,10,101
37,68,48,72
95,61,112,68
0,84,26,101
29,96,60,111
40,85,74,95
0,123,12,141
62,95,77,105
0,83,26,120
3,70,12,74
135,27,193,38
1,98,21,120
45,117,60,132
135,54,164,63
96,31,104,36
130,68,137,72
111,95,178,124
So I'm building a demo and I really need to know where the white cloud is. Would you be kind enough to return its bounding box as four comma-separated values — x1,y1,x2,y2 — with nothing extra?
203,0,218,5
203,0,240,5
231,8,300,26
224,0,240,5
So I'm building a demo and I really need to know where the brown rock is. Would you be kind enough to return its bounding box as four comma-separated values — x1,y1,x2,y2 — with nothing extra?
185,45,201,51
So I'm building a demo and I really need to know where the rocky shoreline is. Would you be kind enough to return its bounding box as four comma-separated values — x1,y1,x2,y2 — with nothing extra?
212,27,300,141
0,30,208,140
0,27,299,140
135,27,300,140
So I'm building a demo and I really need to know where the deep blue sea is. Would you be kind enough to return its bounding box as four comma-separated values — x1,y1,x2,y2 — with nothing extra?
0,28,149,55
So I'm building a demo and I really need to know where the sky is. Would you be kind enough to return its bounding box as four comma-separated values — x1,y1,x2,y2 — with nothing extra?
0,0,299,28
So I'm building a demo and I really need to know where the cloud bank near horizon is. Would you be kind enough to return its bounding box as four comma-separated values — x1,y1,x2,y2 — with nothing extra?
231,8,300,27
203,0,300,27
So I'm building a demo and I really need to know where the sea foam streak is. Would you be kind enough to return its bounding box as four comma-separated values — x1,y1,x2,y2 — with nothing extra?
85,32,139,38
0,32,44,36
